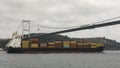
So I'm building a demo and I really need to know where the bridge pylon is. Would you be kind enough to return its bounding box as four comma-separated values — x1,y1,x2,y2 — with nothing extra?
22,20,30,38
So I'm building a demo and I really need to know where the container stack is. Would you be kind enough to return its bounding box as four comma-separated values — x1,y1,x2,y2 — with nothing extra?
22,40,29,48
90,43,97,48
55,41,62,48
48,42,56,48
29,38,39,48
96,43,103,47
63,41,70,48
82,42,90,48
77,43,83,48
40,42,47,48
70,41,76,48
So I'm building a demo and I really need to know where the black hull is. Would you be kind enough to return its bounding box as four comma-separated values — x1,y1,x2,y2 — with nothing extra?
7,47,104,53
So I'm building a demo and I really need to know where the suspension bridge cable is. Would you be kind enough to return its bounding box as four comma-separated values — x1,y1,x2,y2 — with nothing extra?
30,20,70,29
94,16,120,24
30,16,120,30
16,22,22,33
15,16,120,33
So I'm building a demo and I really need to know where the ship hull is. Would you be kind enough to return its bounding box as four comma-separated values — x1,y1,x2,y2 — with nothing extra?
7,47,104,53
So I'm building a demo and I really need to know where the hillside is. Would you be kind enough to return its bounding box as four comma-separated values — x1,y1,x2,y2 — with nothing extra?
0,38,11,49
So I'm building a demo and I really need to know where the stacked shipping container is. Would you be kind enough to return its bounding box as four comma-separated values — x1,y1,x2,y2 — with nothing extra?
40,42,47,48
29,38,39,48
55,41,62,48
21,39,103,49
77,43,83,48
82,42,90,48
63,41,70,48
48,42,56,48
22,40,29,48
70,41,76,48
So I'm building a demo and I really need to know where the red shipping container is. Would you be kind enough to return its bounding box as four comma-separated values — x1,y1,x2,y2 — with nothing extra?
55,41,62,48
29,38,39,43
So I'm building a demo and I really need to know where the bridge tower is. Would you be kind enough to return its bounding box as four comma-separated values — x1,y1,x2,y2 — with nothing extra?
22,20,30,38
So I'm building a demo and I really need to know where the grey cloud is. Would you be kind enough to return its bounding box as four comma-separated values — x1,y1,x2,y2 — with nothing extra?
0,0,120,42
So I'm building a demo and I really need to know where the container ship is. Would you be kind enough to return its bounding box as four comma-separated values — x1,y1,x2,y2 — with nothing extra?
6,37,104,53
6,20,120,53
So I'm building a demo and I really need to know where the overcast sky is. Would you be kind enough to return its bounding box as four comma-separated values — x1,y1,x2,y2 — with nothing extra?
0,0,120,42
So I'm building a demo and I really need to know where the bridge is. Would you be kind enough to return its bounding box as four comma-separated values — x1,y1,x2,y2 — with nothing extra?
46,20,120,35
15,16,120,39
